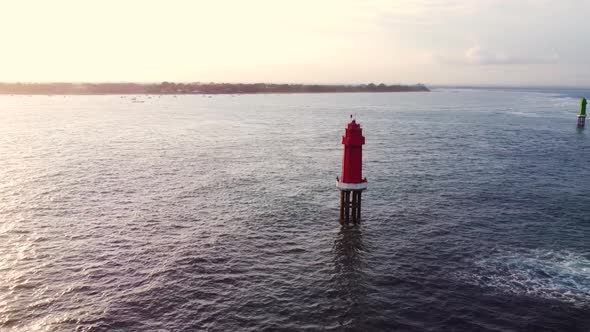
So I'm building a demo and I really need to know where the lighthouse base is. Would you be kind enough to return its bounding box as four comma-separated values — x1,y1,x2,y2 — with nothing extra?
339,190,362,225
578,115,586,128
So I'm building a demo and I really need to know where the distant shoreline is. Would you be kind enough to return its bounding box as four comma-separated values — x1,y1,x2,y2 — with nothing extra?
0,82,429,95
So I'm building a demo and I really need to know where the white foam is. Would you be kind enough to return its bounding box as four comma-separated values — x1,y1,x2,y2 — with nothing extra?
456,249,590,305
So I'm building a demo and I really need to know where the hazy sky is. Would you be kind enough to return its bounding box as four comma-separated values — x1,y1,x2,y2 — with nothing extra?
2,0,589,86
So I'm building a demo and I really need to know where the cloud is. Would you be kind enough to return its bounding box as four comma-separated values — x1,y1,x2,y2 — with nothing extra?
438,46,559,65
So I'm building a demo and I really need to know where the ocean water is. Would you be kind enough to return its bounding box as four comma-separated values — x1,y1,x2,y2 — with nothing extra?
0,89,589,331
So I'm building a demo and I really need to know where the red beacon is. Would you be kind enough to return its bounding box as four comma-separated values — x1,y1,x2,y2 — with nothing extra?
336,116,367,224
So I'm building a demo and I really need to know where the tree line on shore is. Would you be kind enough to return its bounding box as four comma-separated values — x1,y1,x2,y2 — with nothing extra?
0,82,429,95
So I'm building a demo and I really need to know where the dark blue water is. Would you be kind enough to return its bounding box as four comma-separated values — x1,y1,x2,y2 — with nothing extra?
0,89,588,331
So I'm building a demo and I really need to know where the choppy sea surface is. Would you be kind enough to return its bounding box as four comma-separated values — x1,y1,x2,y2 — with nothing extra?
0,88,589,331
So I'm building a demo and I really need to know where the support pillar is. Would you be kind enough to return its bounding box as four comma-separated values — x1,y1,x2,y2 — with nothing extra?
339,191,345,224
344,191,350,223
351,191,357,223
339,190,362,225
578,115,586,128
356,191,361,222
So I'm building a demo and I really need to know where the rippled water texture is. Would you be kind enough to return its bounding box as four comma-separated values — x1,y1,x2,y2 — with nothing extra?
1,89,589,331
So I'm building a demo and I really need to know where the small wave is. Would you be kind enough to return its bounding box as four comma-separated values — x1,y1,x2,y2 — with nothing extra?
456,249,590,305
505,110,540,117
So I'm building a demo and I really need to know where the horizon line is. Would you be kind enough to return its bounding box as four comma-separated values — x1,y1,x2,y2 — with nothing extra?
1,81,589,89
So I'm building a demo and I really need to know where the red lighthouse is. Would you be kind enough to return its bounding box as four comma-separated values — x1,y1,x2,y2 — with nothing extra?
336,117,367,224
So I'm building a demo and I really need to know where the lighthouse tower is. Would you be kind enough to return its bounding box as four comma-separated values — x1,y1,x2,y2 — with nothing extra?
578,97,587,128
336,117,367,224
